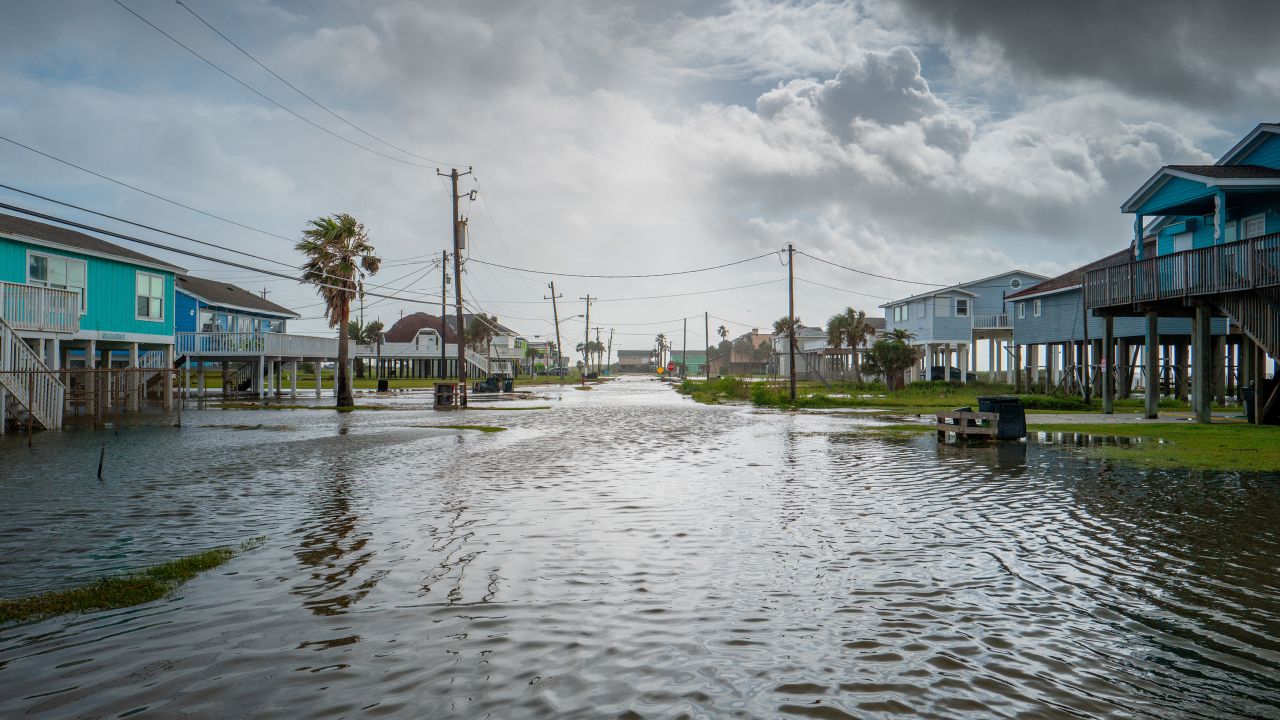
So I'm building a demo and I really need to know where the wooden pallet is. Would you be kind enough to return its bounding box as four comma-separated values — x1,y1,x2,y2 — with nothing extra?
936,409,998,440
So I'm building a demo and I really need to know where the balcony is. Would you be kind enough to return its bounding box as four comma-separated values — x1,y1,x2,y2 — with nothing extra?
177,331,338,359
1085,232,1280,309
0,281,81,333
972,313,1010,330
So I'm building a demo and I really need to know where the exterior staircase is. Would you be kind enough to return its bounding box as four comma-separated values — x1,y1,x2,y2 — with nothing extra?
1214,288,1280,359
0,314,65,431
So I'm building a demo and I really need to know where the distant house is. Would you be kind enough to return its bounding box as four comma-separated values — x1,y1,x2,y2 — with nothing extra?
708,328,774,376
351,312,497,378
176,275,298,336
616,349,653,373
0,213,184,429
880,269,1048,383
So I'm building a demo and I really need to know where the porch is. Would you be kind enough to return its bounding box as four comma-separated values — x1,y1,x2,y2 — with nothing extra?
0,281,80,334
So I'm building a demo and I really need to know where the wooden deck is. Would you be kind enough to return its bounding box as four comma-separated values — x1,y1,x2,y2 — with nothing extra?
1084,232,1280,310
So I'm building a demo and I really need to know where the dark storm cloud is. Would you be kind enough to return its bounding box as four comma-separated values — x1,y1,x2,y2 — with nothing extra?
896,0,1280,105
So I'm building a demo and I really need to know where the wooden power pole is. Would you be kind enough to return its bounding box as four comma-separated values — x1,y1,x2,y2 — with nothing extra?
579,294,592,384
546,281,564,388
787,242,797,401
437,166,473,406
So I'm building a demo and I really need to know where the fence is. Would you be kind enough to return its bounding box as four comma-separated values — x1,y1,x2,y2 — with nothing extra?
0,367,184,439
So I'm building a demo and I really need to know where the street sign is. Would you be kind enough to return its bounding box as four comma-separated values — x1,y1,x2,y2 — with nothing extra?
667,361,676,373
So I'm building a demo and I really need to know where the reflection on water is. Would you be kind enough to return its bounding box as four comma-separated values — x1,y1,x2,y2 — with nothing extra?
0,377,1277,718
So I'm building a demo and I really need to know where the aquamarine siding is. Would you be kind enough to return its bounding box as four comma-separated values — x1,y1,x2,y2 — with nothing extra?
1137,176,1212,216
1239,133,1280,169
0,235,175,337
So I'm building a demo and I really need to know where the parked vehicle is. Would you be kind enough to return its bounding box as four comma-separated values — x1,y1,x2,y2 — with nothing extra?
473,375,514,393
928,366,978,383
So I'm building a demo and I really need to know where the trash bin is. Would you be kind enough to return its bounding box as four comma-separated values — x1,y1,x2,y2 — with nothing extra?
977,395,1026,440
502,378,514,393
377,378,389,392
434,383,456,408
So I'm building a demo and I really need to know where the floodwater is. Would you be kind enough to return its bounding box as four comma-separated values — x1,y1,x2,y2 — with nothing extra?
1,377,1277,719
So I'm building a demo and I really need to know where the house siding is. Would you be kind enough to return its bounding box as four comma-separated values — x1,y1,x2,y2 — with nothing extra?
1013,288,1227,344
1138,175,1213,216
1239,133,1280,169
174,290,290,334
0,235,175,338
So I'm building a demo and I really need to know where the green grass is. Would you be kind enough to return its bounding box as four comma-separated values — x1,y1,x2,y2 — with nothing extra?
0,538,263,624
1029,422,1280,471
677,377,1195,414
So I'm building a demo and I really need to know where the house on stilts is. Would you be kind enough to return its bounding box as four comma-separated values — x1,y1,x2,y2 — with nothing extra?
1084,122,1280,423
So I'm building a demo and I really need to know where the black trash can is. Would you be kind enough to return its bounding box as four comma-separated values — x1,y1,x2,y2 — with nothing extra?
977,395,1027,440
377,378,389,392
502,378,514,393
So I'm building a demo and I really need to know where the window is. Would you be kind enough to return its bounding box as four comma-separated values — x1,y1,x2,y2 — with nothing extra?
934,297,951,317
915,301,926,318
1173,231,1193,253
1017,302,1026,319
1033,299,1041,317
136,271,165,321
27,251,87,313
1243,214,1266,240
1224,220,1238,243
955,298,968,317
1009,278,1022,290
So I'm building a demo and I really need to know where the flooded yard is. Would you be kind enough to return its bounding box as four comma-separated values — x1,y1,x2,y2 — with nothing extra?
1,376,1277,718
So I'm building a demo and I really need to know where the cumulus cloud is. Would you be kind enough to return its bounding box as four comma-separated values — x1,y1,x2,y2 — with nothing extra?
0,0,1263,335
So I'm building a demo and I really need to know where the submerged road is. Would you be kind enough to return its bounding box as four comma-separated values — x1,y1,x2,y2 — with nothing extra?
1,376,1277,718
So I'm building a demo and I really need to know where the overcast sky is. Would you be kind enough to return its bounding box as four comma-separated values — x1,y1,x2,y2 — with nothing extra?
2,0,1276,349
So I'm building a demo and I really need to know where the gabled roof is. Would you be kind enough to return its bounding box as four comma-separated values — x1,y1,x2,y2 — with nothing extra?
1006,249,1131,301
1165,164,1280,179
878,269,1045,308
1123,123,1280,214
0,212,185,273
385,312,460,343
176,274,299,318
1215,123,1280,166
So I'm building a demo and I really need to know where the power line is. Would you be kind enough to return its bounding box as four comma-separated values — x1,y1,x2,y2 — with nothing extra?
0,134,296,243
796,250,947,287
794,276,892,301
0,202,449,307
467,250,780,279
174,0,464,168
112,0,447,170
0,183,444,300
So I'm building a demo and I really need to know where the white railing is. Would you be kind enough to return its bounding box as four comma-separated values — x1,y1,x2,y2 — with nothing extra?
0,281,80,334
972,313,1010,329
176,332,338,359
466,349,489,374
0,314,64,430
134,349,168,385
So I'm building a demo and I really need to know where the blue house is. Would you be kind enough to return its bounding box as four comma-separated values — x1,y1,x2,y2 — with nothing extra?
1010,249,1228,397
881,269,1047,383
173,274,338,397
0,213,183,429
1085,122,1280,422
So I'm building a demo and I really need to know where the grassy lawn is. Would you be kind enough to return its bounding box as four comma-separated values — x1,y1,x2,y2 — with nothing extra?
0,538,262,624
1028,422,1280,471
677,376,1193,414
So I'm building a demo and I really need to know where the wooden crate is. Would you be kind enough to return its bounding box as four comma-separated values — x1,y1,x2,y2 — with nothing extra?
936,409,999,440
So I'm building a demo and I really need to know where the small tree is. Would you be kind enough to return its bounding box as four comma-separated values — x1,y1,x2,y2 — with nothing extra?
862,337,916,390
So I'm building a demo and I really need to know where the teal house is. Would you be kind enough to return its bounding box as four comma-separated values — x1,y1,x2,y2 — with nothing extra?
1085,122,1280,422
0,213,182,429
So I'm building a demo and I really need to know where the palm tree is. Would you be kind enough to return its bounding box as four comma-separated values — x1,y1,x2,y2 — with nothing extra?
826,311,850,378
827,308,875,382
297,213,380,407
654,333,667,370
886,328,916,343
347,319,384,345
524,344,541,374
465,314,499,359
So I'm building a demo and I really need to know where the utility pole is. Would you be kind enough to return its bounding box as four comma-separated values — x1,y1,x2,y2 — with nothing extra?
788,242,797,401
437,166,473,406
546,281,564,388
705,311,710,381
682,317,688,378
606,328,613,376
594,327,602,375
579,294,592,384
439,250,448,379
